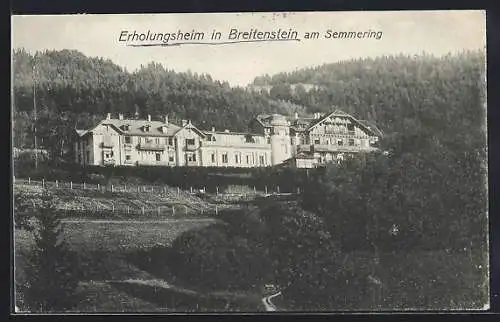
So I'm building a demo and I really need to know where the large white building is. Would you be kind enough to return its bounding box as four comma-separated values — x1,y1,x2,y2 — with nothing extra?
74,110,382,169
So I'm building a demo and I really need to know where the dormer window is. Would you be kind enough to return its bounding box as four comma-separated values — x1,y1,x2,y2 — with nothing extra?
144,125,150,132
122,124,130,131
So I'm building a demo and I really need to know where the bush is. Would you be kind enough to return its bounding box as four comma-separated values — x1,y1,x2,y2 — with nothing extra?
17,193,80,312
168,222,272,290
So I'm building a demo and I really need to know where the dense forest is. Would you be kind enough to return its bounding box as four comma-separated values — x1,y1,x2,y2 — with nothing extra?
12,48,305,159
13,49,485,167
163,50,488,310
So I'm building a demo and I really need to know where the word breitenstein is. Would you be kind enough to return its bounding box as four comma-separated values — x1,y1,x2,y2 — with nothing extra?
227,28,299,41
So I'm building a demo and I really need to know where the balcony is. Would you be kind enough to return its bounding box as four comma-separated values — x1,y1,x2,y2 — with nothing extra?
103,159,116,166
185,144,198,151
312,144,378,153
101,141,114,148
137,142,166,151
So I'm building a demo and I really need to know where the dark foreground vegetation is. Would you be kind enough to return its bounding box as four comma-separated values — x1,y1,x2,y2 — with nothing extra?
13,50,488,311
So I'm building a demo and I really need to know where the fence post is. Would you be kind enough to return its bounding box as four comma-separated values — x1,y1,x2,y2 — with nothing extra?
111,185,114,193
83,182,86,189
151,186,154,193
216,186,219,196
158,206,161,215
254,186,256,193
127,206,130,214
164,186,167,194
70,181,73,190
177,187,180,195
141,206,145,215
190,186,193,194
97,183,100,191
297,187,300,195
277,185,280,194
137,186,140,193
42,178,45,188
265,185,268,194
112,204,114,212
172,205,175,215
184,205,188,215
215,205,218,215
55,180,59,188
28,177,31,185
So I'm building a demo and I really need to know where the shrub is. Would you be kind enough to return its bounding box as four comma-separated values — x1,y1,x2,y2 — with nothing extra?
17,193,80,312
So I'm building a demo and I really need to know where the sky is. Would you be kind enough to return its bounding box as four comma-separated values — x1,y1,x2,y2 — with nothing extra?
11,11,486,87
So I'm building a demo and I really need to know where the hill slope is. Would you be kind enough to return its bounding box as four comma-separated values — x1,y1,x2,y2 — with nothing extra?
252,51,485,138
12,49,306,155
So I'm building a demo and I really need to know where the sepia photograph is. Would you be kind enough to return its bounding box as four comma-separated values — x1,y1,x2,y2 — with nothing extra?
11,11,488,313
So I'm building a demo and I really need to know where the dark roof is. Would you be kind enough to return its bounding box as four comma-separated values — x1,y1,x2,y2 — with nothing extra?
357,120,384,137
76,117,206,138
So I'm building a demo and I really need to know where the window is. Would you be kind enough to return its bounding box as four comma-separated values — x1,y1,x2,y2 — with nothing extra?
186,138,195,146
211,153,216,163
246,155,250,164
259,155,265,165
267,137,271,144
192,154,196,162
314,139,320,145
347,124,355,132
125,155,131,161
155,138,160,144
169,156,174,162
222,154,228,163
86,151,90,162
337,139,343,146
156,153,161,161
168,137,173,145
144,125,150,132
187,153,197,162
235,154,239,163
124,136,131,143
348,138,355,146
245,134,255,143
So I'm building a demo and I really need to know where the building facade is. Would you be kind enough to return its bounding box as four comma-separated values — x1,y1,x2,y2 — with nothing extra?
74,110,382,169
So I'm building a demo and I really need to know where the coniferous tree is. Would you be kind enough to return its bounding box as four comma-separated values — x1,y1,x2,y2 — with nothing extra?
20,193,79,312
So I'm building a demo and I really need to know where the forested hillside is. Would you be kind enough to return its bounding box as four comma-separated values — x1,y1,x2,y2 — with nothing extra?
12,49,485,167
254,51,485,137
12,49,305,158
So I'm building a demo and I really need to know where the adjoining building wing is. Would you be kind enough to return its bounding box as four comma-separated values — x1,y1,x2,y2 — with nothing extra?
74,109,382,168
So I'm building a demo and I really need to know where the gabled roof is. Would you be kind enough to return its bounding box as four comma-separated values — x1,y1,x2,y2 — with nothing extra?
75,129,88,137
357,120,384,137
307,109,382,137
76,118,190,138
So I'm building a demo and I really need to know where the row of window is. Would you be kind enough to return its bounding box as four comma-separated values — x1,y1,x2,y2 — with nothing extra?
123,136,199,147
211,152,266,165
312,138,358,146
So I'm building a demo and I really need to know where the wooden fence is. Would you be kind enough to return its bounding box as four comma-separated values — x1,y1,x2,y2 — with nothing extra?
13,176,301,197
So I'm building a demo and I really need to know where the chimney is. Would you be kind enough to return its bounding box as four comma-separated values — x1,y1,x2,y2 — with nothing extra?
118,113,124,120
106,113,111,120
224,129,230,133
294,112,299,120
147,114,151,122
182,119,187,126
164,115,169,125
